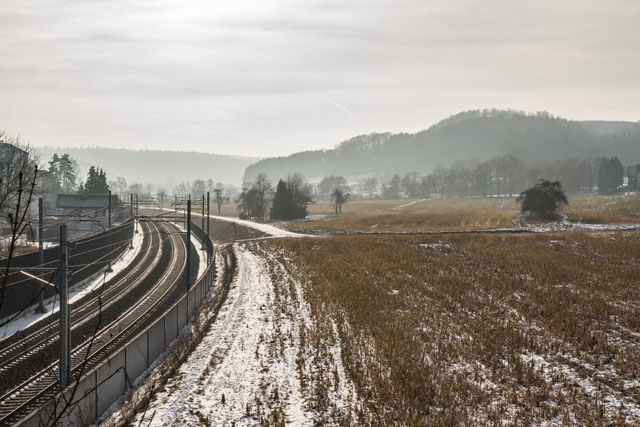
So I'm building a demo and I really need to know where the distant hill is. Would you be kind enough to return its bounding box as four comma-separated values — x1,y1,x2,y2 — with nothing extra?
243,110,640,182
34,146,260,187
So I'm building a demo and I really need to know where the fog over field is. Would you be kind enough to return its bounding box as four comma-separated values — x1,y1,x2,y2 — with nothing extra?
35,146,259,187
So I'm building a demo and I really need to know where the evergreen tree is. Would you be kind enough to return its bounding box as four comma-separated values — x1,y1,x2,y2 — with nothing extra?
269,174,313,220
48,154,61,188
84,166,110,194
597,157,624,194
270,180,295,219
59,154,78,192
48,153,78,192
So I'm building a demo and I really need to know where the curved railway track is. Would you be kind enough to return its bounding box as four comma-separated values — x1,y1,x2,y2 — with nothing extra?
0,220,158,376
0,221,190,425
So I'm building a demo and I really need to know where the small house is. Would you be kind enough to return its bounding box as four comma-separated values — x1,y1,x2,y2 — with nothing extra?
55,194,119,232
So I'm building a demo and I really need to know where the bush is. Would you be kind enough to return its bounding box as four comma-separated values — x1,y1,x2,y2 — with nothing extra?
517,179,568,219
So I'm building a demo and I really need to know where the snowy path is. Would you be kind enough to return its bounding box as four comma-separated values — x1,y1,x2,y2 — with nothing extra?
134,245,312,426
392,199,426,210
211,215,308,238
160,206,307,239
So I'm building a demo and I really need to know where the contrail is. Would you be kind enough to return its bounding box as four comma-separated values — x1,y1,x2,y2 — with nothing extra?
316,95,357,119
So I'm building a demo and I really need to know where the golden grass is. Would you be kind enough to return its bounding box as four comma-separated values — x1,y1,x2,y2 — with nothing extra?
289,198,519,232
263,231,640,425
564,193,640,224
306,199,424,215
285,194,640,233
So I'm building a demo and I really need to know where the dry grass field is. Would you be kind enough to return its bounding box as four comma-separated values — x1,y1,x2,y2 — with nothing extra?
263,231,640,425
285,194,640,233
564,193,640,224
288,199,516,232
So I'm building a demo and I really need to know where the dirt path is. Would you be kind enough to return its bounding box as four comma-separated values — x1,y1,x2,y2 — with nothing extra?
130,245,317,425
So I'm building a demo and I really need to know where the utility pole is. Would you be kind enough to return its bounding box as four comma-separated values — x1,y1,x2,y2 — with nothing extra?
107,190,112,228
129,193,135,249
59,224,70,389
37,197,46,313
135,194,139,234
106,191,113,273
186,199,191,295
206,191,211,263
201,195,206,250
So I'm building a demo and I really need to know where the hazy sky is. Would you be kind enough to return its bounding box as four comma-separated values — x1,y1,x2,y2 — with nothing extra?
1,0,638,157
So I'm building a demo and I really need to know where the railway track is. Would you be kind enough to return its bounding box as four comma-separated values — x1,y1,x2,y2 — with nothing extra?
0,220,158,377
0,221,189,425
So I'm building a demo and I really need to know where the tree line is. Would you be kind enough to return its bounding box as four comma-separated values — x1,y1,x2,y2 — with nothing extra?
315,155,625,200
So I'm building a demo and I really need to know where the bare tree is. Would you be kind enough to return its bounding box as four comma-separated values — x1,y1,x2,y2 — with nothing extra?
331,188,350,214
363,177,378,199
213,183,227,214
286,173,314,211
0,162,39,315
0,131,39,219
252,173,273,218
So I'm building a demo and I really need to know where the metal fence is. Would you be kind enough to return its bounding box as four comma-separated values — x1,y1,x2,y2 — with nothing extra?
18,221,216,426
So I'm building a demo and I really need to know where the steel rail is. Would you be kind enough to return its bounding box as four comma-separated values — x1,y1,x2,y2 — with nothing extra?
0,221,158,374
0,222,188,425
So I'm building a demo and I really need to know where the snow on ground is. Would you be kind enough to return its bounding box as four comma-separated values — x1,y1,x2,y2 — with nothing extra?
133,244,355,426
392,199,426,210
527,215,640,233
0,221,144,340
160,206,307,239
133,245,307,425
193,235,207,281
521,351,640,422
211,215,308,239
171,221,208,280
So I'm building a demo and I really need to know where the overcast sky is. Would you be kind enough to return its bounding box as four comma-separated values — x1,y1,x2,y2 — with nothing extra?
1,0,638,157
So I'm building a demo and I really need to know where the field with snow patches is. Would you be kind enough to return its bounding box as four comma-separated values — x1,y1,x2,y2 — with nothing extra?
121,243,356,426
103,200,640,426
286,194,640,233
263,232,640,425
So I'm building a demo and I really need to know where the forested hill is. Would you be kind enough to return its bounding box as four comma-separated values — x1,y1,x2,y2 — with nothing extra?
35,146,260,186
243,110,640,182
